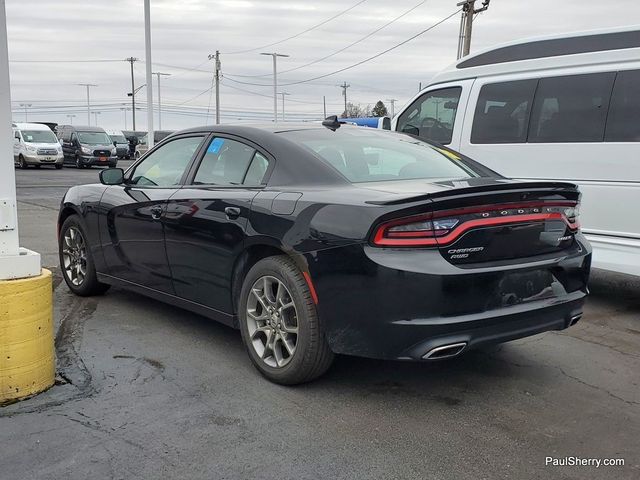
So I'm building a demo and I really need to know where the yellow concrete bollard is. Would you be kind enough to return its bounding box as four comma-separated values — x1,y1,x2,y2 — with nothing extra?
0,268,54,404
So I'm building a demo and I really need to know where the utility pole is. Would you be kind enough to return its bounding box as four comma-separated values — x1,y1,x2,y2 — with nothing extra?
143,0,154,148
120,106,128,130
457,0,490,59
260,52,289,123
207,51,222,124
339,82,350,116
66,114,76,125
278,92,290,122
152,72,170,130
125,57,138,130
92,111,101,126
323,95,326,118
78,83,97,125
386,99,397,118
19,103,31,122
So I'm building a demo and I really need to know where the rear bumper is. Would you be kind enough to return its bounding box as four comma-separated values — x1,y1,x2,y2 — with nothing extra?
307,235,591,360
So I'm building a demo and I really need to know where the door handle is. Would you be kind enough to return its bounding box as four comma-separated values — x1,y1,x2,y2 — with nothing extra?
225,206,241,220
150,205,164,220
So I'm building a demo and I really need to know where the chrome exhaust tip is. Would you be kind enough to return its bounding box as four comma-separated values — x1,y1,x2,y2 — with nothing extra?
569,314,582,326
422,342,467,360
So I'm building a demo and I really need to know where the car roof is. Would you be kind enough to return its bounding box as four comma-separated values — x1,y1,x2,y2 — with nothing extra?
174,122,364,136
58,125,106,132
13,122,52,130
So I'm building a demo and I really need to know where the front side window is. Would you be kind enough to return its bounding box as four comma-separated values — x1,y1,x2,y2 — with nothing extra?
281,129,480,183
130,135,205,187
528,72,615,143
194,137,268,185
396,87,461,145
605,69,640,142
471,79,537,144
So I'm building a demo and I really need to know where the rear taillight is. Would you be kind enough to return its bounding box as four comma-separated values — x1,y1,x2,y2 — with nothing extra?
372,201,579,247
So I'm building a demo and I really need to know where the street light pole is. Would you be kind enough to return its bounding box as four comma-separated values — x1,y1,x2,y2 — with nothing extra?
152,72,170,130
125,57,138,130
260,52,289,123
120,107,128,130
66,114,76,125
144,0,154,148
92,111,101,126
19,103,31,122
78,83,97,125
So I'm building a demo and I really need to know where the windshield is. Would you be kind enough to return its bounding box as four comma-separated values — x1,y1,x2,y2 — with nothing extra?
279,128,480,183
78,131,112,145
20,130,57,143
110,135,127,143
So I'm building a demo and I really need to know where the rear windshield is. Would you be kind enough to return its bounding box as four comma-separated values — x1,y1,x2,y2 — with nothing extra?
20,130,57,143
279,128,479,183
78,131,112,145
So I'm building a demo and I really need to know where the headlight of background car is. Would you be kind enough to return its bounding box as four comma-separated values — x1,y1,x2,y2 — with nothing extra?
81,146,92,155
25,145,37,152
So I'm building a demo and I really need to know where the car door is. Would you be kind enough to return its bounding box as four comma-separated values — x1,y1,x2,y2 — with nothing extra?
163,135,273,314
99,134,208,293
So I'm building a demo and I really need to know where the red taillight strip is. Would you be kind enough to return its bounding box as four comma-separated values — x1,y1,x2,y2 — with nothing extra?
374,212,579,246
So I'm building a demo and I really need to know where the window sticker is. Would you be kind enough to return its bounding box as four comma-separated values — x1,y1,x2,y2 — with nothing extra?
207,138,225,154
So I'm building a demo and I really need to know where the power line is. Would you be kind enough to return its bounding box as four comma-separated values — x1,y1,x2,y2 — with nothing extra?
224,9,461,87
9,59,122,63
222,0,368,55
236,0,428,78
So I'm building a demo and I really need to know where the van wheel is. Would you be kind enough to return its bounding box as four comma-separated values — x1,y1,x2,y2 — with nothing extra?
34,165,41,169
238,256,334,385
75,155,84,169
55,164,63,170
18,155,28,169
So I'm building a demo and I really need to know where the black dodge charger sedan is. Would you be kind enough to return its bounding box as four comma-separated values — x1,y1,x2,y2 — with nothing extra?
58,122,591,384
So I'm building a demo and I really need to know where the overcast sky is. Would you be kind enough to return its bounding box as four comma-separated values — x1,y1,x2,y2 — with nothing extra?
6,0,640,130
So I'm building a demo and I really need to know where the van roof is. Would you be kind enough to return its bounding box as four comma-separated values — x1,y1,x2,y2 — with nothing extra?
429,25,640,86
58,125,107,132
13,122,52,130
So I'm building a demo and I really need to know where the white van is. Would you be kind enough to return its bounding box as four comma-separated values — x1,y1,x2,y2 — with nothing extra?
13,122,64,169
393,26,640,277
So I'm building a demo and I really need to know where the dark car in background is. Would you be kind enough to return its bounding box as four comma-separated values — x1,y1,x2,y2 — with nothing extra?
57,123,591,384
57,125,118,169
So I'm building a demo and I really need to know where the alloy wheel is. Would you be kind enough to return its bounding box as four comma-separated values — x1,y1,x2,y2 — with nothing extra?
62,226,88,286
246,276,299,368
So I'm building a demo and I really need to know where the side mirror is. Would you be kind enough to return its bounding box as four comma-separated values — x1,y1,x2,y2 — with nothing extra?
402,125,420,136
100,168,125,185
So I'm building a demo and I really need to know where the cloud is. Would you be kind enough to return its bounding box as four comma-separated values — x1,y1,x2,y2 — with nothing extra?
5,0,640,129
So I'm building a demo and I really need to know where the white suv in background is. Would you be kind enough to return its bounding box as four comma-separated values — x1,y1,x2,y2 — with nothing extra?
13,122,64,169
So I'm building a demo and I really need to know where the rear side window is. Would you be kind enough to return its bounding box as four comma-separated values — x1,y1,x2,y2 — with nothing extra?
194,137,269,185
471,80,537,144
528,73,615,142
605,70,640,142
396,87,461,145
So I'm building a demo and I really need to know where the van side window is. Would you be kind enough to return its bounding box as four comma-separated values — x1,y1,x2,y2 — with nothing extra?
605,70,640,142
471,80,537,144
396,87,461,145
528,73,615,143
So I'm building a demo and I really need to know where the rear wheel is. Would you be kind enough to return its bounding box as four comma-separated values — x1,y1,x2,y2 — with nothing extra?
58,215,109,296
239,256,334,385
18,155,27,169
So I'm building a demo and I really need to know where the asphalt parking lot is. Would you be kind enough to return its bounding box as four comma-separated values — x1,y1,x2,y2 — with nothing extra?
1,163,639,480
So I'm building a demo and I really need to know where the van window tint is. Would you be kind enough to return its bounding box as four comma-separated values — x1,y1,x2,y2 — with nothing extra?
528,73,615,143
396,87,461,145
471,79,537,143
605,70,640,142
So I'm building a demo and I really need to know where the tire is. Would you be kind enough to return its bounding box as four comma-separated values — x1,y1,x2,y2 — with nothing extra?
34,164,41,169
75,155,84,169
55,164,63,170
18,155,28,169
58,215,110,296
238,255,334,385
